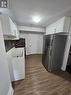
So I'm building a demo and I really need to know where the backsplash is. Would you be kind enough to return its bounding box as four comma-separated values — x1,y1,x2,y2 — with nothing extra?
4,38,25,52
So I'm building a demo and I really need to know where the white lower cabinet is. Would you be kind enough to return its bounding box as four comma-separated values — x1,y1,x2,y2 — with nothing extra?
12,56,25,81
7,47,25,81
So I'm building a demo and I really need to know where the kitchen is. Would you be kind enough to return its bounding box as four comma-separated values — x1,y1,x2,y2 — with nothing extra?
0,0,71,95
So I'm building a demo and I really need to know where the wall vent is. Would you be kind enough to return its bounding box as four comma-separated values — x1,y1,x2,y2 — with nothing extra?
0,0,7,8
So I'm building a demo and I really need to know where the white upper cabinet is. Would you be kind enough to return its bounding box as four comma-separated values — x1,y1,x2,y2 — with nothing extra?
0,15,19,39
46,24,56,34
9,17,19,39
46,16,71,35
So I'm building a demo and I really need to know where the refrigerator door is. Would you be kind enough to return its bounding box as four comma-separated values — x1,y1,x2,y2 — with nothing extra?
42,35,54,71
51,34,67,71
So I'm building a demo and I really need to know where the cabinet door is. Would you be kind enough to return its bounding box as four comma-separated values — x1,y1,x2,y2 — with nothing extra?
9,18,16,36
0,16,11,35
15,26,19,39
13,23,19,39
46,24,56,35
55,17,71,33
0,16,18,36
55,17,65,33
12,57,25,81
46,17,71,34
9,18,19,39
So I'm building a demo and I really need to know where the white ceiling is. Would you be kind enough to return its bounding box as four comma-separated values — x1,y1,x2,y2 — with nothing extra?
9,0,71,27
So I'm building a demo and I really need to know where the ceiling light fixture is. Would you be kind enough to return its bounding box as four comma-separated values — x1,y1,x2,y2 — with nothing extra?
32,15,41,23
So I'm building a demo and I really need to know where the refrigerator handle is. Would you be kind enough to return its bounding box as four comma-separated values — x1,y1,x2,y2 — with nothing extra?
50,48,52,56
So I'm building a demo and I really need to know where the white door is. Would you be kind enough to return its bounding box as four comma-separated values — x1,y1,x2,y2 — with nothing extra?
27,33,43,55
28,34,37,54
20,33,43,55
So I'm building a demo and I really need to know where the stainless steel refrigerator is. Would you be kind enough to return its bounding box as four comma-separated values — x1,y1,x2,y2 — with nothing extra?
42,32,68,72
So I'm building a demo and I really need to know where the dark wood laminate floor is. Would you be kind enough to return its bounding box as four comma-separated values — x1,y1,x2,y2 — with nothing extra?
13,54,71,95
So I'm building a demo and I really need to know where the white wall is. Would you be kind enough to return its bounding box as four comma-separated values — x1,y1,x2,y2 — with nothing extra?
0,20,11,95
20,32,44,55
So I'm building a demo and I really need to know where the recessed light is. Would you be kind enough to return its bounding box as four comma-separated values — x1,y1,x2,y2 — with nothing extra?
32,15,41,23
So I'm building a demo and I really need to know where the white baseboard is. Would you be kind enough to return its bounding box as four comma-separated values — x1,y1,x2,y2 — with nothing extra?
7,84,14,95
